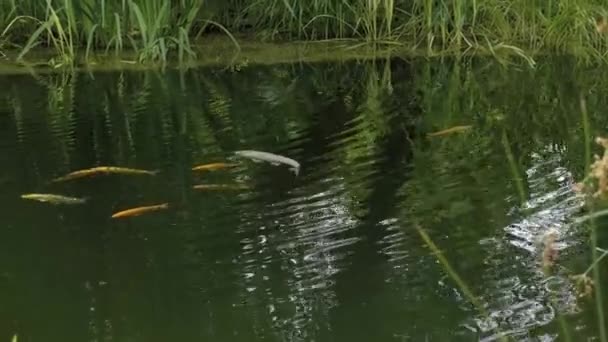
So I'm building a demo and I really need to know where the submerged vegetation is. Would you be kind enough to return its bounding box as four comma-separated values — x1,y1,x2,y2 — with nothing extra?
1,0,608,65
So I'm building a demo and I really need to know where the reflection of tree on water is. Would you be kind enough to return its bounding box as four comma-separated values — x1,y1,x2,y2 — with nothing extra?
262,188,358,341
228,58,420,341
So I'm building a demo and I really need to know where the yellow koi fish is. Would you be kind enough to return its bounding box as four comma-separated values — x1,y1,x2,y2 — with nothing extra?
427,125,472,137
21,193,87,205
111,203,169,219
191,162,238,172
52,166,158,183
193,184,249,191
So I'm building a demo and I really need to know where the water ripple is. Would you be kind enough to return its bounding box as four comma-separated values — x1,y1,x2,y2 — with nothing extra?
470,146,584,341
232,175,361,340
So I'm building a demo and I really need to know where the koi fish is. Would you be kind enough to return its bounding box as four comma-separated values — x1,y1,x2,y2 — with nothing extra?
193,184,250,191
111,203,169,219
192,162,238,172
21,193,87,205
427,125,472,137
52,166,158,183
234,150,300,175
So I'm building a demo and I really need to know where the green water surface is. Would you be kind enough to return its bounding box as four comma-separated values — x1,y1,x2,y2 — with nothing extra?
0,57,607,341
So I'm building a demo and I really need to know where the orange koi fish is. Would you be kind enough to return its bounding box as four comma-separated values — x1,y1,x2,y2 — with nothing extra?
193,184,249,191
427,125,472,137
52,166,158,183
111,203,169,219
191,162,238,172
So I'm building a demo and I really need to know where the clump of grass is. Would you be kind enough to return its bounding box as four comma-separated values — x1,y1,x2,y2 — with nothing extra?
569,247,608,300
18,0,75,67
1,0,608,64
575,137,608,199
1,0,217,65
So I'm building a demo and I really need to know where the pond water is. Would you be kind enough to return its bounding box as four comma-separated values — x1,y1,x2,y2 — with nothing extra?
0,57,607,341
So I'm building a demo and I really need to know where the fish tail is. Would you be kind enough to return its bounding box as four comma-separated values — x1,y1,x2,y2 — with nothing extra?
150,169,161,176
50,175,70,183
290,167,300,176
111,212,124,219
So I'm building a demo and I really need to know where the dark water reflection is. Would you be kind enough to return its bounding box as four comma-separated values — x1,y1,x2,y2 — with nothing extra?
0,57,607,341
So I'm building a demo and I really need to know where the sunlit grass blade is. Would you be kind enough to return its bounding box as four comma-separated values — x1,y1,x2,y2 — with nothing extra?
197,19,241,53
17,20,50,61
85,24,98,61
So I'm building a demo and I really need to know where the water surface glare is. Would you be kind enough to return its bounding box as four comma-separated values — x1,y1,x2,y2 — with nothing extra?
0,58,607,341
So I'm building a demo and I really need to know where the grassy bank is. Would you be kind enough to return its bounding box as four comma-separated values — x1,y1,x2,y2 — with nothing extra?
1,0,608,66
0,36,397,74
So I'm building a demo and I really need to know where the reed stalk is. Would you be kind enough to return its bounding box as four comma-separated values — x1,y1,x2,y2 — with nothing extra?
580,96,607,342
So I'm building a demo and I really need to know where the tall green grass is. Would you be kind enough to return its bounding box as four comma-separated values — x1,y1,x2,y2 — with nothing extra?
0,1,607,63
0,0,225,64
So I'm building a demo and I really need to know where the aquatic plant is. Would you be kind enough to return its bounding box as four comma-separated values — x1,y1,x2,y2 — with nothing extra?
575,137,608,199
